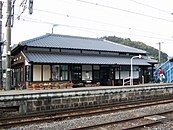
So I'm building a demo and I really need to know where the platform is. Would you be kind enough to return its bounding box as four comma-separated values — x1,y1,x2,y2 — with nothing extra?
0,83,172,96
0,83,172,116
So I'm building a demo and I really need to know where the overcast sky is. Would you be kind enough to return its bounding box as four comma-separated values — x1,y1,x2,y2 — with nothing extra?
2,0,173,56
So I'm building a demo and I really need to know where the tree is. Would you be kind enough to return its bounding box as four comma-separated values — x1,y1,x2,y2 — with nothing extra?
103,36,168,63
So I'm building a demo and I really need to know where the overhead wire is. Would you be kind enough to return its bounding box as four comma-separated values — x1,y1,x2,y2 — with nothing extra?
20,17,98,35
5,1,172,37
18,16,173,42
4,0,173,42
128,0,171,14
4,0,173,24
27,8,170,37
75,0,173,22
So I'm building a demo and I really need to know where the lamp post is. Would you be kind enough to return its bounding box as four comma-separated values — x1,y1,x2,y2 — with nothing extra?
51,24,58,34
130,55,142,86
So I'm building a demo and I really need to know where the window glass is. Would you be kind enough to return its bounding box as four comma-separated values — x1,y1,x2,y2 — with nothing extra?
120,71,130,79
43,65,51,81
33,65,41,81
71,65,82,82
14,68,20,82
115,70,119,79
52,65,60,81
20,67,24,82
82,65,92,80
133,71,139,78
61,71,68,80
25,66,31,81
61,65,68,70
93,70,99,81
61,65,68,80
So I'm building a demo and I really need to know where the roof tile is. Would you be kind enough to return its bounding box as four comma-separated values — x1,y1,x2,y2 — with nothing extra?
21,34,147,54
24,52,151,65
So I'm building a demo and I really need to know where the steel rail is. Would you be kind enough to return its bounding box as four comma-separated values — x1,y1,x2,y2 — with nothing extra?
72,110,172,130
1,98,173,129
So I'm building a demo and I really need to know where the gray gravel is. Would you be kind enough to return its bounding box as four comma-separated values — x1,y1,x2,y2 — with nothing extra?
8,102,173,130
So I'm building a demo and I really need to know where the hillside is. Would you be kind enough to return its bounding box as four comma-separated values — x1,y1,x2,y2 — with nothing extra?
103,36,168,63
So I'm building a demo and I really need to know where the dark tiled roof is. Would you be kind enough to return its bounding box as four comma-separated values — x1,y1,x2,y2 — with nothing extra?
24,52,151,66
146,58,158,64
20,34,147,54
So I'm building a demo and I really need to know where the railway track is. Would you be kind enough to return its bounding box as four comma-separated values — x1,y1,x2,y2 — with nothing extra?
71,117,161,130
72,111,171,130
1,98,173,129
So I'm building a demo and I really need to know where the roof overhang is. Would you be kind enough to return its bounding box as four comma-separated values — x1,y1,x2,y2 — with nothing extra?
24,52,152,66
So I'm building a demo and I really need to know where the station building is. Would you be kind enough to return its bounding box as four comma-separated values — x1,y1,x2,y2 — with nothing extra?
11,34,157,88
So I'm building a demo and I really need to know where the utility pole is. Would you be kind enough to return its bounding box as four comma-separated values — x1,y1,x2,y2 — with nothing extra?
158,42,161,66
0,1,3,89
4,0,33,90
5,0,12,90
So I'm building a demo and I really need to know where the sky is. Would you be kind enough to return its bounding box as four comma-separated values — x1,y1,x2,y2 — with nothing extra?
2,0,173,56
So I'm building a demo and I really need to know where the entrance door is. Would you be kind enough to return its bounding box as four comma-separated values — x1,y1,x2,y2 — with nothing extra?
71,65,82,84
100,67,114,86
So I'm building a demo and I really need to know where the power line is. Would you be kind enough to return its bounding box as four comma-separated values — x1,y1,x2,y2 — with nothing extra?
75,0,173,22
128,0,171,14
28,8,170,38
19,16,173,42
8,3,172,37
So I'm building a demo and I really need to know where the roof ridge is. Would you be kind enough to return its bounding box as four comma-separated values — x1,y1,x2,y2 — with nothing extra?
51,33,101,41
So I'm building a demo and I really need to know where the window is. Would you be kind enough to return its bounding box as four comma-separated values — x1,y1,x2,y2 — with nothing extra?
52,65,60,81
14,68,20,82
115,70,119,79
133,66,139,78
51,65,68,81
33,65,41,81
119,66,139,79
133,71,139,78
120,71,130,79
43,65,51,81
82,65,92,80
93,65,100,81
61,65,68,80
93,70,99,81
25,66,31,81
20,67,24,82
